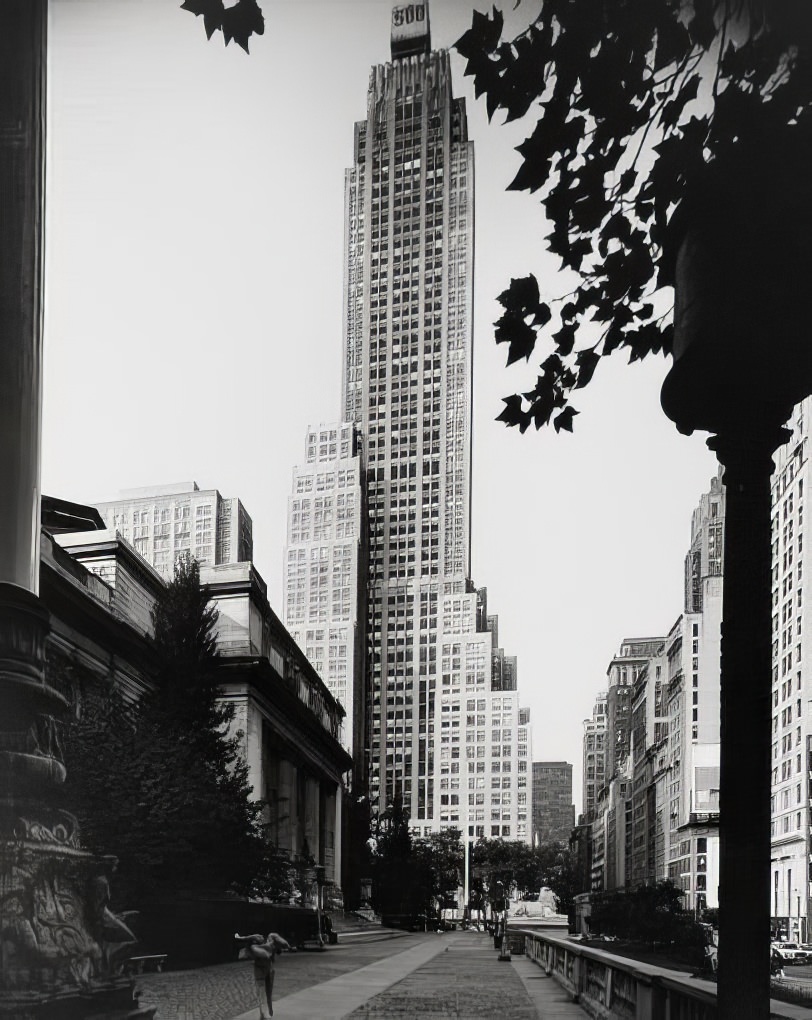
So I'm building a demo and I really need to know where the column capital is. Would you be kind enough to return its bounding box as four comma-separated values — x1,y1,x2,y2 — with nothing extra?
707,424,792,477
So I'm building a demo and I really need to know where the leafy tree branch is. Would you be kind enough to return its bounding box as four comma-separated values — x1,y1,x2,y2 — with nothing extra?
456,1,812,432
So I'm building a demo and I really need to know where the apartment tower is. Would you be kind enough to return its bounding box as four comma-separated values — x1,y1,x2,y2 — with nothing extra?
342,2,477,823
283,424,366,764
532,762,575,847
770,396,811,941
94,481,252,578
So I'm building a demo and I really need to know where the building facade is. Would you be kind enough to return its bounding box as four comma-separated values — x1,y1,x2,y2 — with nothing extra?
340,2,529,838
94,481,252,578
430,589,530,841
582,692,607,825
56,498,351,894
588,640,663,892
664,471,723,915
629,647,669,889
579,475,724,908
605,638,664,784
283,423,367,766
532,762,575,847
770,397,811,941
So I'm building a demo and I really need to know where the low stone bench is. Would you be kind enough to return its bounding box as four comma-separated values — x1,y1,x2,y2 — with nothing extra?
125,954,167,975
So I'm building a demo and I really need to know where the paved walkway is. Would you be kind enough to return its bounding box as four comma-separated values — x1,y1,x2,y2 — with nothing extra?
230,932,587,1019
135,934,415,1020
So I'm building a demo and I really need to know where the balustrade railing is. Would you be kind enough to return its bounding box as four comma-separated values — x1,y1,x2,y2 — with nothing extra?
524,930,719,1020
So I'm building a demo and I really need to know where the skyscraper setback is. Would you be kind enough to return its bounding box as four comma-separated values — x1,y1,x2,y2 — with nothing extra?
332,2,530,835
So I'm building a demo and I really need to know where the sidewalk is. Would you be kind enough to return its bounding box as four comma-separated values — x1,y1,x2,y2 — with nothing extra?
230,932,588,1019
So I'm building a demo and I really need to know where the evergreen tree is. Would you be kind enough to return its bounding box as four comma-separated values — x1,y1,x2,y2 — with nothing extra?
63,555,290,905
370,793,418,915
148,553,223,730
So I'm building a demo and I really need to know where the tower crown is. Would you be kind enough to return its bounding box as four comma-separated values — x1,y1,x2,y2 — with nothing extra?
391,2,430,59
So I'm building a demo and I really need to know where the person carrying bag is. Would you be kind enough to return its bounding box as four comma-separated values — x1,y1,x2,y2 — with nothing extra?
235,931,291,1019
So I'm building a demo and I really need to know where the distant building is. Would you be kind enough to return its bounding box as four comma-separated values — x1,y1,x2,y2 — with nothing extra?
593,775,632,892
94,481,252,578
629,646,669,889
582,692,607,825
532,762,575,847
665,470,724,915
577,476,725,908
770,397,810,941
427,589,530,842
605,638,665,781
517,709,533,843
343,1,482,826
283,423,367,766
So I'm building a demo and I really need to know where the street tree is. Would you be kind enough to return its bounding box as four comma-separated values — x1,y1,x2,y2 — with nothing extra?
412,828,464,916
472,838,536,901
534,842,578,916
369,792,419,915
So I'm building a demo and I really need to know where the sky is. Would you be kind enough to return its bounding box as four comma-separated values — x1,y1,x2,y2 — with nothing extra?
43,0,719,814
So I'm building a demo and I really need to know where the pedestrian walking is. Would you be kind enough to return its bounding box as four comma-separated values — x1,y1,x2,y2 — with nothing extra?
235,931,291,1019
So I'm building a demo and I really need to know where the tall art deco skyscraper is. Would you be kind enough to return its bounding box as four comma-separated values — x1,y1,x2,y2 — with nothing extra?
340,3,531,837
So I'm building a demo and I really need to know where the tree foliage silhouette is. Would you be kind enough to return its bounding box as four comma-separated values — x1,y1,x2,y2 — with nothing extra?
180,0,265,53
456,1,812,432
63,556,287,904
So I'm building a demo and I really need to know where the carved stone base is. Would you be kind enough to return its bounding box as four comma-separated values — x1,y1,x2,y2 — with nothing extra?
0,585,155,1019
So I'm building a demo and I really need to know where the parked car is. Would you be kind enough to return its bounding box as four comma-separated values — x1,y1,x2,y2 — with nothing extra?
771,941,807,964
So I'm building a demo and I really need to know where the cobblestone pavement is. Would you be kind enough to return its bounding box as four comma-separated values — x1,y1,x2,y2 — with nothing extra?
133,932,421,1020
345,937,539,1018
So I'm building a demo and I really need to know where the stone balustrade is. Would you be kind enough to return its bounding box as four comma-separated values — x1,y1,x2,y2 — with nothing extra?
523,930,719,1020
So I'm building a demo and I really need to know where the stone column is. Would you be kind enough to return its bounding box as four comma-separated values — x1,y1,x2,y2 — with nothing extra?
0,4,152,1014
0,3,44,594
333,785,342,889
706,429,789,1017
304,776,320,858
278,760,296,854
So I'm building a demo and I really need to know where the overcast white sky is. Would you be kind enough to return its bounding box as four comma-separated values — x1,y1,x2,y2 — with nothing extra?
43,0,719,813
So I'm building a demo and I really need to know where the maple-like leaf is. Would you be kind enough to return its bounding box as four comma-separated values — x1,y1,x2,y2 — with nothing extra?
552,323,577,357
529,389,556,430
553,407,579,433
496,394,528,431
574,349,600,390
497,275,541,316
456,7,504,61
181,0,225,40
495,312,538,365
222,0,265,52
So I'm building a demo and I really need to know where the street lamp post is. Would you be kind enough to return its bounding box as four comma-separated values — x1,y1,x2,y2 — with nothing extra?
661,137,812,1018
463,771,470,926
